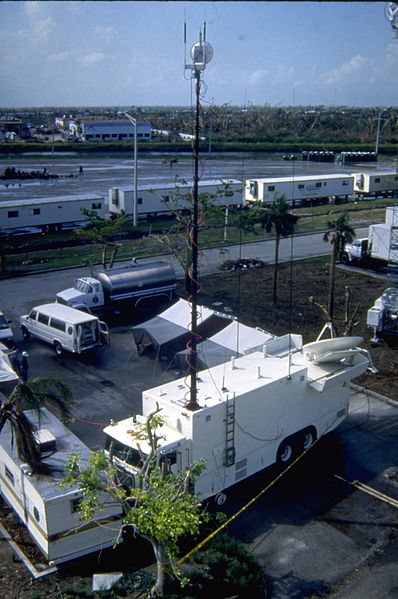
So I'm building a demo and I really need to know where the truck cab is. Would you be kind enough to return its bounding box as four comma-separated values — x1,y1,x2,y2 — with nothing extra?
341,238,368,264
56,277,104,312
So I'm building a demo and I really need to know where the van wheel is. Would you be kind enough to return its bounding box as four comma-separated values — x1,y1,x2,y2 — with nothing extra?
21,326,30,341
54,341,63,356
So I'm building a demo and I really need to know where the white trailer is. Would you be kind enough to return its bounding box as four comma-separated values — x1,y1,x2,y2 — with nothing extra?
353,171,398,198
0,194,107,234
104,333,369,504
245,174,353,206
109,179,243,218
0,407,123,564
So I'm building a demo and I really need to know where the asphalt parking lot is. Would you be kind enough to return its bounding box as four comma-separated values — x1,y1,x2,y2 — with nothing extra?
1,267,398,598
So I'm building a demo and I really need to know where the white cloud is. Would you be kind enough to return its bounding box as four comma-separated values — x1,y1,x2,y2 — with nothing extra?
95,25,117,40
24,1,43,18
47,51,74,63
248,69,269,85
321,54,370,85
79,52,107,66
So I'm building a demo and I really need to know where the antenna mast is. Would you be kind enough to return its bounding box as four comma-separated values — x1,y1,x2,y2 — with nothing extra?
184,22,214,411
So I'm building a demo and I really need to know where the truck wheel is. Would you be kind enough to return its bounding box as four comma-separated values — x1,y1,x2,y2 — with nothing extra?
54,341,63,356
340,252,350,265
215,492,227,506
21,326,30,341
302,429,316,450
277,440,294,464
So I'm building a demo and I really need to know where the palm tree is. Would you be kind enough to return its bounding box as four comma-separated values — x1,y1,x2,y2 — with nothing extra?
0,377,73,472
257,196,299,305
323,212,355,321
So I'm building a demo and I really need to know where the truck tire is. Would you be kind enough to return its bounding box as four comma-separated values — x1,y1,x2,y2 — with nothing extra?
277,439,294,464
340,252,350,265
302,427,316,450
21,326,30,341
54,341,63,356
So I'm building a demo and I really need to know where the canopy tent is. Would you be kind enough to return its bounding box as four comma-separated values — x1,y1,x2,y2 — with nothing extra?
131,298,232,364
176,321,275,371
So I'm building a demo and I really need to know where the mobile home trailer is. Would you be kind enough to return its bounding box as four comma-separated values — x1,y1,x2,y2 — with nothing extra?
245,174,353,206
0,407,123,564
109,179,243,218
104,332,369,504
353,171,398,198
0,193,106,235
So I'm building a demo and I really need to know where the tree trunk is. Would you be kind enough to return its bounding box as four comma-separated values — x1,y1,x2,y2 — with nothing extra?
101,245,107,269
328,243,337,320
272,234,280,305
151,542,169,597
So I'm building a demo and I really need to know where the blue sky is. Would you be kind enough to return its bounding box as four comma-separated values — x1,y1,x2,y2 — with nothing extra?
0,1,397,107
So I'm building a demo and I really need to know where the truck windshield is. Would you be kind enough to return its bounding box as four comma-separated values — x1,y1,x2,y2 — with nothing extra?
74,280,92,293
105,438,144,468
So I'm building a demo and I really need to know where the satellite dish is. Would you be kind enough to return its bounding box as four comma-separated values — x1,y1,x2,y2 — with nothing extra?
191,41,214,69
385,2,398,22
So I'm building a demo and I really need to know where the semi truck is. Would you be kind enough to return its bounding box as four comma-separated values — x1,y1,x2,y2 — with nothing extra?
103,331,370,505
56,258,176,316
340,206,398,268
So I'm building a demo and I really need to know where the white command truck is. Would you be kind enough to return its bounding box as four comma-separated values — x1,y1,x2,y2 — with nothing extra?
103,333,369,504
56,259,176,316
341,206,398,268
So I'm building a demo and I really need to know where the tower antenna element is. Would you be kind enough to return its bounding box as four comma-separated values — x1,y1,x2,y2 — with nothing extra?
184,22,214,411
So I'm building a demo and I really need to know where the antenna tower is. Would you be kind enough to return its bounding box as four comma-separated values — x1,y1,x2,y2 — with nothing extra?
184,22,214,411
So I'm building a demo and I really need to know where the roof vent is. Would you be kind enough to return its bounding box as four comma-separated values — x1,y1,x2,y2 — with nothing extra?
33,429,57,454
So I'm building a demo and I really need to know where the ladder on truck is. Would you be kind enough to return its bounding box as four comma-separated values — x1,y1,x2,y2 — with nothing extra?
224,396,236,467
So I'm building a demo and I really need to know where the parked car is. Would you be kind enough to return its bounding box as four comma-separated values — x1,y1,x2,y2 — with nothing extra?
0,310,14,347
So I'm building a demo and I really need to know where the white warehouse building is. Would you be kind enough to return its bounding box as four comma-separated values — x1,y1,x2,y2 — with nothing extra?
80,120,152,142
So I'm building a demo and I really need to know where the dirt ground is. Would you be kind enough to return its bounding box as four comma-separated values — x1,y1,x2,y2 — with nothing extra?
0,260,397,597
196,261,398,401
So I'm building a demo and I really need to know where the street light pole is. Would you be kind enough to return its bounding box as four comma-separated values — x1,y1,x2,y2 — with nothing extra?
120,112,138,226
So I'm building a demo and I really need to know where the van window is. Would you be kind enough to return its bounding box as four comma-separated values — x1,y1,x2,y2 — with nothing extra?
29,309,38,320
50,318,66,332
38,313,50,325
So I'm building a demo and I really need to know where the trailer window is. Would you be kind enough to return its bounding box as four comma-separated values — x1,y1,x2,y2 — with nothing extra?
30,208,40,216
316,182,322,188
33,507,40,522
342,180,349,186
375,178,381,183
91,202,102,210
7,211,18,218
267,185,275,192
70,497,82,513
298,184,305,190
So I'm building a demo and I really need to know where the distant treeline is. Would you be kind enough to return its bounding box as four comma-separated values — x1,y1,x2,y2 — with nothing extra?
0,140,396,156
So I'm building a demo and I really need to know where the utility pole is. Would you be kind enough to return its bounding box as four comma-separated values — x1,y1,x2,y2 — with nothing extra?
184,23,214,411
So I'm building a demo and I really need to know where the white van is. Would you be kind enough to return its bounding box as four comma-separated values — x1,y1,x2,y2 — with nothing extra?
20,303,109,356
0,310,14,347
